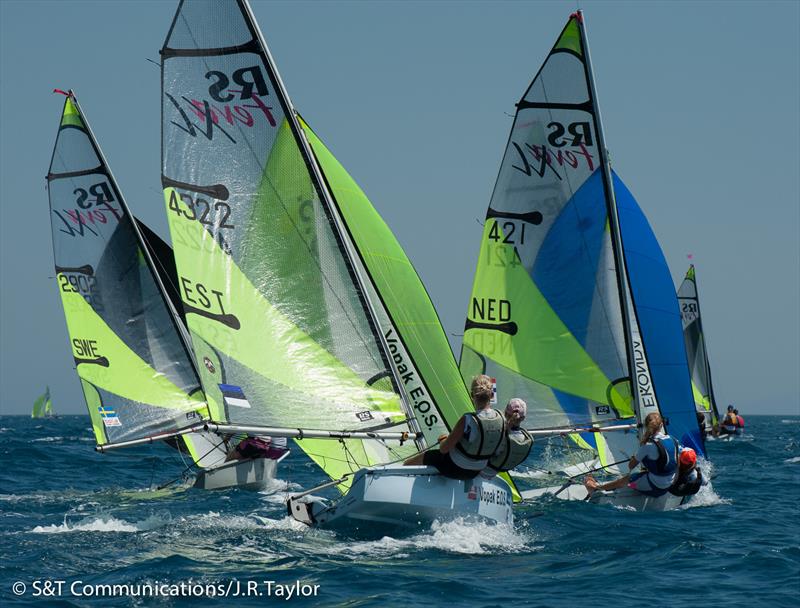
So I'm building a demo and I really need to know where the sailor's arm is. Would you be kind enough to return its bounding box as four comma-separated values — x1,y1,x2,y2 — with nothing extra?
439,417,466,454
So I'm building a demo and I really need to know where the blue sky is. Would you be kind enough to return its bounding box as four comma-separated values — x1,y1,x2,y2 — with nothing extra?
1,0,798,415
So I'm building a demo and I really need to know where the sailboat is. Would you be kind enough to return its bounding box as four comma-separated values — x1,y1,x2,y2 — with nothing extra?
159,0,513,530
677,265,721,436
31,387,54,418
459,11,704,511
46,90,286,490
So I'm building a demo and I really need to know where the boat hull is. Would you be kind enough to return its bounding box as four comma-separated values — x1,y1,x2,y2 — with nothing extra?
521,483,685,511
288,465,514,532
194,455,285,491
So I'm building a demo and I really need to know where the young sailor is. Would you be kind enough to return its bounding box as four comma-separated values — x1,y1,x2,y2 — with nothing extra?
669,447,704,497
720,405,738,435
734,409,745,435
226,435,288,462
584,413,680,497
480,398,533,478
404,375,505,480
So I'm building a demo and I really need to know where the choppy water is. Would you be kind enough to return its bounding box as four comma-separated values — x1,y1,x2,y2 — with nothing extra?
1,415,798,607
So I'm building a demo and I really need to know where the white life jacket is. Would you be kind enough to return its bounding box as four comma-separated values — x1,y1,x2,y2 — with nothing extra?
455,408,505,463
487,427,533,472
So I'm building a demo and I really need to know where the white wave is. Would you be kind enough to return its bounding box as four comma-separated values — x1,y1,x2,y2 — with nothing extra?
30,513,168,534
32,436,64,442
784,456,800,464
781,419,800,424
257,477,303,505
0,427,11,433
328,518,535,558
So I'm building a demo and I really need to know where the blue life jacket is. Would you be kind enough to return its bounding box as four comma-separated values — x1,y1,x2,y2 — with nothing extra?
640,436,678,477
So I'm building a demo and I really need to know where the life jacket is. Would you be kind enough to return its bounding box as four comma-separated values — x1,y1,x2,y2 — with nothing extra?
737,415,745,428
455,408,506,463
487,428,533,472
640,435,678,478
669,467,703,497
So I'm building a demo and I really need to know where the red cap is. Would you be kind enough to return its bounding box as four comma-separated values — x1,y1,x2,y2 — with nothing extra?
679,448,697,467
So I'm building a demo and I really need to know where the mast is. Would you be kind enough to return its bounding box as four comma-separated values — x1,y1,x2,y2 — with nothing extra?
239,0,424,448
67,91,203,386
575,12,659,439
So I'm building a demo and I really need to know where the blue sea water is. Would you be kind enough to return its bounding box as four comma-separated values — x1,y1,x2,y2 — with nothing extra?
1,414,798,607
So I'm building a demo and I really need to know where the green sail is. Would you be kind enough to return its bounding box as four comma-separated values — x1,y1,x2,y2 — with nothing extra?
31,387,53,418
301,119,473,438
677,264,720,426
160,0,420,490
47,93,207,446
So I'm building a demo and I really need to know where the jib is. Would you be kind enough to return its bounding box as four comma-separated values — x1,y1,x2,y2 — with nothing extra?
547,121,593,148
75,182,114,209
206,66,268,102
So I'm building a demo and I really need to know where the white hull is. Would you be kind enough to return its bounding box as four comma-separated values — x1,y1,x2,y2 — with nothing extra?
194,454,286,491
288,465,514,532
521,483,685,512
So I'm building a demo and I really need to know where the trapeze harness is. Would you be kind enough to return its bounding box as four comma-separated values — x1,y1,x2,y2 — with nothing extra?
637,436,679,497
486,428,533,473
453,408,506,470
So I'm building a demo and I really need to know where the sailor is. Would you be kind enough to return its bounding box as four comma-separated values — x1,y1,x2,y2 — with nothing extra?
584,412,680,497
720,405,738,435
697,411,708,442
734,409,745,434
226,435,287,461
669,447,704,497
481,398,533,478
404,374,505,480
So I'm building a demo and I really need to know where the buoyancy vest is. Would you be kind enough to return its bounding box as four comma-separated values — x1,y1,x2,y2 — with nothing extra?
455,408,506,462
737,415,745,428
669,467,703,497
640,436,678,478
487,428,533,472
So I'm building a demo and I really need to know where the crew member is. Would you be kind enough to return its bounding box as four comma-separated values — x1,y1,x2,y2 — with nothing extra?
669,447,704,497
720,405,738,435
734,409,745,435
404,375,505,480
584,412,680,497
481,398,533,478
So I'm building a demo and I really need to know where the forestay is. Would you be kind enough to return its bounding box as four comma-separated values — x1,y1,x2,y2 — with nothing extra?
459,14,644,468
160,0,471,489
677,265,720,428
47,92,207,446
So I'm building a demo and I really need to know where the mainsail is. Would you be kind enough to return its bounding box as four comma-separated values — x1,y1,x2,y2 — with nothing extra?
47,92,207,447
677,265,720,428
459,12,702,467
32,387,53,418
160,0,472,488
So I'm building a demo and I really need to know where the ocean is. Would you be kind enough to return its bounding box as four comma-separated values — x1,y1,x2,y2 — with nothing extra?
1,414,798,607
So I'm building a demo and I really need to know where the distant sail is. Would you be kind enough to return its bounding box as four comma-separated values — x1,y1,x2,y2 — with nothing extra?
459,15,640,468
616,176,705,455
677,265,720,428
160,0,447,487
32,387,53,418
47,92,206,446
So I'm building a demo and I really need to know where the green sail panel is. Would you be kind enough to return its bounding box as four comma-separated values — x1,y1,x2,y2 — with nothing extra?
302,120,474,440
31,387,53,418
47,94,207,446
459,14,652,467
160,0,418,488
677,265,720,426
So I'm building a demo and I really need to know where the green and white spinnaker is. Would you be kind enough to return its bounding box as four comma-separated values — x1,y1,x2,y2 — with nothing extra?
32,387,54,418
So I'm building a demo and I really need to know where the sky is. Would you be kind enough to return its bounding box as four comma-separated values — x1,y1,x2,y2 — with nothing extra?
1,0,798,416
